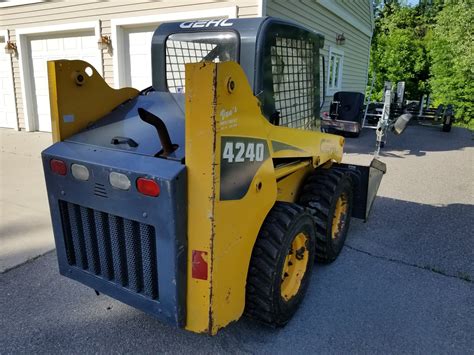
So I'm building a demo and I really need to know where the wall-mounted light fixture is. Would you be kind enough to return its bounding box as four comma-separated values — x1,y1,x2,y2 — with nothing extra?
97,35,111,50
4,41,17,55
336,33,346,45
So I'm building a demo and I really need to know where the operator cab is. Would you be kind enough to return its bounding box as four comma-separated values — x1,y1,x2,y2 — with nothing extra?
67,17,325,160
152,17,325,128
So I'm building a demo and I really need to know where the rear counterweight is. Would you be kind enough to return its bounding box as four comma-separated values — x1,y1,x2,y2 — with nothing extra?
42,142,187,327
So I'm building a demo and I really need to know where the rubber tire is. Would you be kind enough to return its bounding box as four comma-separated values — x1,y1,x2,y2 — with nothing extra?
442,123,451,132
298,168,353,263
245,202,316,327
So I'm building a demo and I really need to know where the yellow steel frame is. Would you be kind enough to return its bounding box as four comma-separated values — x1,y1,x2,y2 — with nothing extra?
185,61,343,334
48,60,138,142
47,59,344,335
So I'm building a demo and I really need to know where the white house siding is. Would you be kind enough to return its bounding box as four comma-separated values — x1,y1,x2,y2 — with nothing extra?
0,0,259,130
265,0,373,113
1,0,372,130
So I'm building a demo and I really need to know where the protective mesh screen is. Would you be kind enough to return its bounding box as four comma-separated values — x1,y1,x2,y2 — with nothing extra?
271,37,315,129
165,32,238,93
166,40,218,93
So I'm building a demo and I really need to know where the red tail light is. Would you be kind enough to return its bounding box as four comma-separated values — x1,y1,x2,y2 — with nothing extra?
50,159,67,176
136,177,160,197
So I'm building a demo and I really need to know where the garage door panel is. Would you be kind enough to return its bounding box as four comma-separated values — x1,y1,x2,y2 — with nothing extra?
4,94,14,103
36,98,50,115
81,37,96,50
32,58,47,75
82,56,98,66
130,54,148,68
28,32,99,132
129,31,152,48
46,38,60,51
64,37,80,50
124,27,155,90
0,50,16,128
30,40,44,51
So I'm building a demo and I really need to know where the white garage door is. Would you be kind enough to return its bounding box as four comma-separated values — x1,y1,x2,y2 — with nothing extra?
29,31,100,132
124,26,156,90
0,36,16,129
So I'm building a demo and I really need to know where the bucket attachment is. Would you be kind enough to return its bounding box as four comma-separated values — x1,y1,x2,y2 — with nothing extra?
334,158,386,221
391,113,412,135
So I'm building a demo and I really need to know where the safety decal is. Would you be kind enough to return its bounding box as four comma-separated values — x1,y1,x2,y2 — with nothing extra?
220,137,269,201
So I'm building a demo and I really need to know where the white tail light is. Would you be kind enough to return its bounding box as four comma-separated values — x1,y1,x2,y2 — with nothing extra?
71,164,89,181
109,172,131,190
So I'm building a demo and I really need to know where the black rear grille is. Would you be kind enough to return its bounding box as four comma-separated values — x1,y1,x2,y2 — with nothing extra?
59,201,158,299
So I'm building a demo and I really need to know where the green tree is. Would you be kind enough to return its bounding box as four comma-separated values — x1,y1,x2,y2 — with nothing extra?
368,1,431,101
369,0,473,128
428,0,473,127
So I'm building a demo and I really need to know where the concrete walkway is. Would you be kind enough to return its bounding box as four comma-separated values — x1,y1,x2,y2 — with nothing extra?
0,128,54,272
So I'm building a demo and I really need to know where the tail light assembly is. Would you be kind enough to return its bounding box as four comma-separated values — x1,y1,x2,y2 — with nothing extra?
50,159,67,176
109,172,131,190
71,164,90,181
49,159,160,198
136,177,160,197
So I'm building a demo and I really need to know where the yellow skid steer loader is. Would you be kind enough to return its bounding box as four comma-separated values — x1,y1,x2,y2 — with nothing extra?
42,17,385,334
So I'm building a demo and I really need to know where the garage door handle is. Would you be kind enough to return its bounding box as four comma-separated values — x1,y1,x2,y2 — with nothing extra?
110,136,139,148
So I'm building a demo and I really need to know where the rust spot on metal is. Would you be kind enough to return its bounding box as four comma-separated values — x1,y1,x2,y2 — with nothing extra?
208,63,218,334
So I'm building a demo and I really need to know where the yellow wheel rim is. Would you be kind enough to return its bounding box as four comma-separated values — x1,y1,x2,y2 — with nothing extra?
332,193,349,240
281,232,309,301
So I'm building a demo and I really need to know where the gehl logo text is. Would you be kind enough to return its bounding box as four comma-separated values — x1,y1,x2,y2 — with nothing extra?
179,19,234,29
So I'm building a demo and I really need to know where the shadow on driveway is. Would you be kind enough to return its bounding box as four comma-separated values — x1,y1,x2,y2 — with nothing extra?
344,125,473,157
349,196,474,281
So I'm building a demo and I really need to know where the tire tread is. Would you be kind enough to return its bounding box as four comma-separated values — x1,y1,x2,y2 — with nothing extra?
245,202,312,326
298,167,353,263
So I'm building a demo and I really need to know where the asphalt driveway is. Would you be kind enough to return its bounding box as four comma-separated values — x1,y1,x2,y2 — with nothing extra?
1,124,473,353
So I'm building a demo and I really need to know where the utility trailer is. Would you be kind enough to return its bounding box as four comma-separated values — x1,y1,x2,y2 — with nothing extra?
321,91,365,137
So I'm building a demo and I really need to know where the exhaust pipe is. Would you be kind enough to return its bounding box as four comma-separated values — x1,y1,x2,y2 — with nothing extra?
138,108,176,157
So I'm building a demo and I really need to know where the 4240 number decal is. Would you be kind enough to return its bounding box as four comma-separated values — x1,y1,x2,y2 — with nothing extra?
222,141,265,163
220,137,268,200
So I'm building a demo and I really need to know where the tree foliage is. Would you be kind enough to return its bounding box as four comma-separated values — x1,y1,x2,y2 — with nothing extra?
369,0,473,127
428,0,473,126
369,1,431,101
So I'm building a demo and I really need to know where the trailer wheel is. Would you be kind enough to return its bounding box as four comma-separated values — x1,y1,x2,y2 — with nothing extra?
298,167,353,263
245,202,315,327
442,121,452,132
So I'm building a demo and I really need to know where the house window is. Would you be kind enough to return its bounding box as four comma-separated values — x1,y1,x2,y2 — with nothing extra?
327,47,344,94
